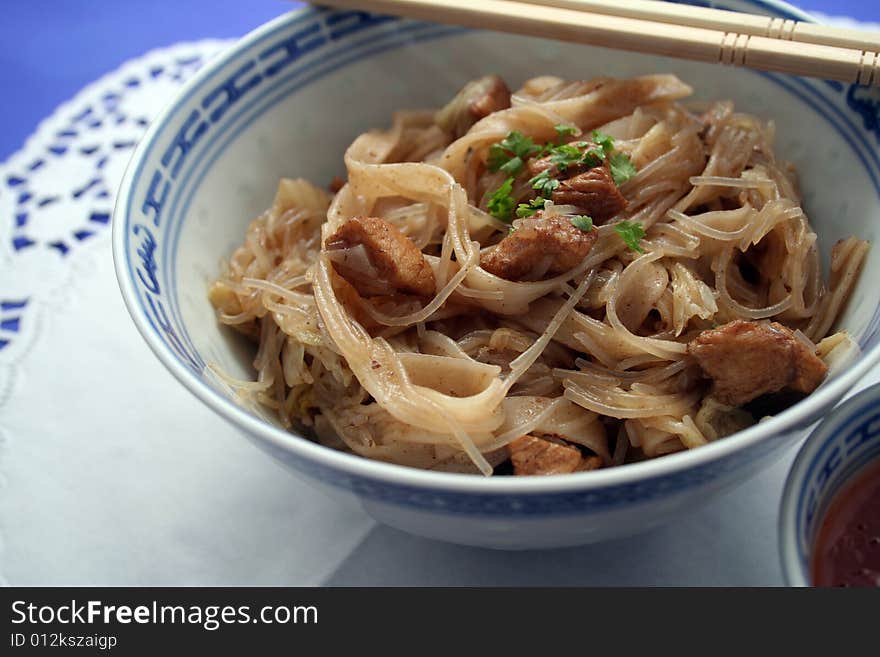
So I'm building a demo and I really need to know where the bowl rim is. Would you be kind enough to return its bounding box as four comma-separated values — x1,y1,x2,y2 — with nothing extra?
778,382,880,587
112,0,880,494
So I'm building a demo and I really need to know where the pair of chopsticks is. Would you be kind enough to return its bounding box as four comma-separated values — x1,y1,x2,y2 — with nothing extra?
316,0,880,86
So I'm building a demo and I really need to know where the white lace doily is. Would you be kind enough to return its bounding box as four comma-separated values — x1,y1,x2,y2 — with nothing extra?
0,41,232,375
0,40,375,586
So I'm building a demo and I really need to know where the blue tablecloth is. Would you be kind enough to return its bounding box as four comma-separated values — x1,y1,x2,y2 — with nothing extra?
0,0,877,160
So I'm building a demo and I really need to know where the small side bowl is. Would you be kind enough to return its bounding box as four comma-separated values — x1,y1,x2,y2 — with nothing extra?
779,383,880,586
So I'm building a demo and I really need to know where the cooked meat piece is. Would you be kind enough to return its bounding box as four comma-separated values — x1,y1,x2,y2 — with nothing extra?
480,212,597,281
328,175,346,193
687,320,828,406
526,141,628,222
552,166,628,221
578,455,604,472
329,268,379,330
469,75,511,121
527,155,555,177
324,216,435,297
509,435,586,475
435,74,511,138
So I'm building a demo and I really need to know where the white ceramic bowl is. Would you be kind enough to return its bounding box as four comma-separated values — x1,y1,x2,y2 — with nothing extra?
779,382,880,586
112,0,880,549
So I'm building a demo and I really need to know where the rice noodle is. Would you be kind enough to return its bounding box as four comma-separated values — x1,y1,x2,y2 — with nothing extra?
208,74,868,476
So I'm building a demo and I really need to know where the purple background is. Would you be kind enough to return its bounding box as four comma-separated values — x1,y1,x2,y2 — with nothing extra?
0,0,877,160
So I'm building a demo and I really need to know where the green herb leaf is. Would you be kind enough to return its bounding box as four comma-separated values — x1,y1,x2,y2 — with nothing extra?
515,204,536,219
487,143,511,172
487,131,541,175
570,215,594,232
502,131,541,158
549,144,584,171
555,124,577,141
542,139,605,171
516,197,547,218
614,220,646,253
581,148,605,167
487,177,516,222
529,169,560,198
592,130,615,156
609,152,637,186
498,155,524,175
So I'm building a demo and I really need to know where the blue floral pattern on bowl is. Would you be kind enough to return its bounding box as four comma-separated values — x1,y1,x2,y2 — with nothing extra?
112,2,880,547
780,384,880,585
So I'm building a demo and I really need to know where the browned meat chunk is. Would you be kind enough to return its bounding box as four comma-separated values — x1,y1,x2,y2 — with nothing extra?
468,75,511,121
527,155,555,177
509,435,587,475
329,268,379,330
481,213,597,281
552,166,628,222
328,175,346,193
526,141,628,222
577,455,603,472
687,320,828,406
435,74,511,138
325,216,435,297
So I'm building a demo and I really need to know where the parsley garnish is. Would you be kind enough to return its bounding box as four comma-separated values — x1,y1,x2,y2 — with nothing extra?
486,127,635,218
515,205,535,218
545,139,605,172
487,131,541,176
592,130,615,156
501,131,541,157
582,148,605,167
529,169,560,197
609,152,637,186
487,144,512,172
487,177,516,221
516,197,547,218
549,144,584,171
614,220,646,253
555,124,577,141
570,215,594,232
498,156,525,175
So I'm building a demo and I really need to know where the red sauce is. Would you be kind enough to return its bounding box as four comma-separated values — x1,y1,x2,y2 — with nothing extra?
812,459,880,587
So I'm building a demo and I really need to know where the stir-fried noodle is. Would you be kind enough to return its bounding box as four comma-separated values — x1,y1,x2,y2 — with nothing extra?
209,74,867,476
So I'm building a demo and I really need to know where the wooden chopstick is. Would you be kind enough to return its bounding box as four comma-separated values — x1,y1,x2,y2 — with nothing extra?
315,0,880,86
510,0,880,53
